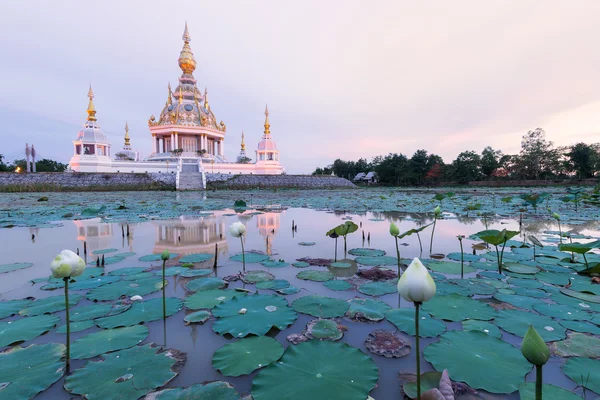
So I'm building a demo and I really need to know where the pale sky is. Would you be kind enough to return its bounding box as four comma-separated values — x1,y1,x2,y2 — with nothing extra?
1,1,600,173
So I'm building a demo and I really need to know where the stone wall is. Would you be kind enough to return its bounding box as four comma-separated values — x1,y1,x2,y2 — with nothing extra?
205,174,355,189
468,178,598,187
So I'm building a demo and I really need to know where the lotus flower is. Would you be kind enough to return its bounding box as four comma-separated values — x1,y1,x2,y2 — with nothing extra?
389,222,400,237
433,205,442,217
552,212,560,221
397,257,436,303
229,221,247,238
161,250,170,261
50,250,85,279
521,325,549,366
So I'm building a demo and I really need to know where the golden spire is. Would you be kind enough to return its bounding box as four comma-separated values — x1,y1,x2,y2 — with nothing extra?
178,86,183,104
167,83,172,105
178,22,196,74
263,104,270,135
204,87,210,110
86,84,97,122
241,131,246,151
124,121,130,146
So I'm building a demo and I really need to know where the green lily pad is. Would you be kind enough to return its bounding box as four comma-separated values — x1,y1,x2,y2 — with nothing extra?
138,253,179,262
461,319,502,338
19,294,83,316
241,271,274,284
292,295,350,318
65,344,184,400
292,262,310,268
533,303,592,321
305,319,344,340
560,287,600,304
0,314,60,346
0,299,31,319
185,277,226,292
185,289,247,310
56,320,95,333
212,294,297,337
552,332,600,358
87,277,164,301
93,248,118,255
494,309,566,341
385,308,447,337
260,260,289,268
179,269,213,278
509,278,544,289
346,297,391,321
108,267,148,276
446,252,482,262
252,340,378,400
536,271,574,285
256,279,290,290
424,330,530,393
450,278,496,295
492,293,545,310
71,325,149,359
70,302,129,322
426,261,476,275
153,267,189,277
329,262,352,268
354,255,398,266
357,281,398,296
230,253,270,263
503,262,540,274
95,297,183,329
422,294,496,322
296,270,334,282
0,262,33,274
179,253,214,263
145,381,239,400
518,382,582,400
563,357,600,394
0,343,65,399
323,280,353,291
212,336,284,377
184,310,211,324
348,248,386,257
559,320,600,334
512,287,549,298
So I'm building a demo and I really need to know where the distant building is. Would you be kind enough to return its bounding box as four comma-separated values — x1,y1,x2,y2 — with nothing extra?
353,171,378,183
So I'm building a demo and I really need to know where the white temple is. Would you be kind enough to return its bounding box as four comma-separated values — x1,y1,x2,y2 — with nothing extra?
69,23,283,176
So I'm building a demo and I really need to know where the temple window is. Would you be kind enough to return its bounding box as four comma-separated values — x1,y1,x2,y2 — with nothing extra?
83,144,95,155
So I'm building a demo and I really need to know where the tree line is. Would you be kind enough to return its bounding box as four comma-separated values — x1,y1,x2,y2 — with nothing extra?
312,128,600,185
0,155,68,172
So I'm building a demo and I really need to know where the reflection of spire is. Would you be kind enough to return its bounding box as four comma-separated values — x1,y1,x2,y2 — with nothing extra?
124,122,130,146
87,85,97,122
263,104,270,135
241,131,246,151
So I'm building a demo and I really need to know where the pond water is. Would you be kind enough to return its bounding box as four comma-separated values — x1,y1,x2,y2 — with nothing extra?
1,189,599,399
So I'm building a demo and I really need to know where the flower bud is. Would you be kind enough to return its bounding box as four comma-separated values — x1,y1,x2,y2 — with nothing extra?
397,258,436,303
50,250,86,279
229,221,247,238
161,250,170,261
433,206,442,217
521,325,550,366
552,212,560,221
389,222,400,237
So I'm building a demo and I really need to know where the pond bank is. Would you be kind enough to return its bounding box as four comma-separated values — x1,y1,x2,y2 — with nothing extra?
0,172,355,192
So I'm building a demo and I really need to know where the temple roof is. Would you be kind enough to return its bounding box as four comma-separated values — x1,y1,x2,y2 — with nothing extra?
75,85,109,144
256,105,278,151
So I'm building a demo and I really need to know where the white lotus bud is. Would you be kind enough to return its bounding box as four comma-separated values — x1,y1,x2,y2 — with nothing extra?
397,257,436,303
50,250,86,279
229,222,247,238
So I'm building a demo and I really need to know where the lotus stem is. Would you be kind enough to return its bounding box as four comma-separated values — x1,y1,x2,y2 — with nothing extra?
63,277,71,374
429,218,437,254
495,245,502,274
583,253,589,269
533,244,536,260
416,231,423,255
162,259,166,320
459,237,464,279
334,237,338,262
240,236,246,273
535,364,542,400
500,241,507,273
415,301,422,400
343,236,347,256
394,236,401,277
213,243,218,271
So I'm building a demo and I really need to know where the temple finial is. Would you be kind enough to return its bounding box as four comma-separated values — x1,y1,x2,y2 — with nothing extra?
178,22,196,74
124,121,130,146
241,131,246,151
86,84,97,122
182,21,191,43
167,83,172,105
204,87,210,110
263,104,270,135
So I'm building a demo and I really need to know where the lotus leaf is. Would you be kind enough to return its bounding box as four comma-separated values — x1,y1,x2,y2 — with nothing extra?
346,297,391,321
385,308,447,337
0,299,31,319
139,253,179,262
277,286,300,295
426,261,476,274
260,260,289,268
256,279,290,290
0,343,65,399
305,319,344,340
230,253,270,263
560,287,600,303
184,310,210,324
461,319,502,338
0,262,32,274
532,303,592,321
292,295,350,318
212,294,297,337
446,252,481,262
241,270,274,284
71,325,149,359
503,262,540,274
108,267,148,276
179,253,214,263
19,294,82,316
95,298,183,329
330,262,352,268
0,314,60,346
348,248,386,257
536,271,573,285
146,381,239,399
71,302,129,322
492,292,545,310
56,320,95,333
558,242,598,254
494,309,566,341
185,277,226,292
424,330,530,393
87,277,164,301
323,280,353,291
551,332,600,358
450,278,496,295
212,336,284,377
185,289,247,310
65,344,184,400
559,320,600,334
179,268,213,278
93,248,118,255
354,255,398,266
296,270,334,282
422,294,496,322
292,262,310,268
357,281,398,296
518,383,582,400
252,340,378,400
38,267,105,289
563,357,600,394
153,267,189,276
509,277,543,289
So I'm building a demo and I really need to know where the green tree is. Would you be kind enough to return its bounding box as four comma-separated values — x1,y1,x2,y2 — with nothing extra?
409,149,429,185
451,150,482,183
0,154,9,172
481,146,502,177
520,128,553,180
568,142,599,179
374,153,409,185
11,158,68,172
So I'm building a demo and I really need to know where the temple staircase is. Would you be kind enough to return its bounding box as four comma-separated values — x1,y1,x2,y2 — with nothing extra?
176,157,206,191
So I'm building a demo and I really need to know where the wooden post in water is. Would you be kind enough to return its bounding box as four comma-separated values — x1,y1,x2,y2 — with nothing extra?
83,241,87,255
213,243,218,270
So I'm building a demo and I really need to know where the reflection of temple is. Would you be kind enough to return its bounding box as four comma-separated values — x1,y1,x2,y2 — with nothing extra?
256,212,283,255
73,218,114,254
152,214,228,257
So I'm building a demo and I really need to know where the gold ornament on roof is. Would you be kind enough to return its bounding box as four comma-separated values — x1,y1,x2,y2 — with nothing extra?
178,22,196,74
204,87,209,110
241,131,246,151
86,84,97,122
124,121,130,146
167,83,172,105
263,104,270,135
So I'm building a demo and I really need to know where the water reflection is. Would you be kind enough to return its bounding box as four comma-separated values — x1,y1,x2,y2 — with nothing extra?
152,214,228,257
74,218,116,255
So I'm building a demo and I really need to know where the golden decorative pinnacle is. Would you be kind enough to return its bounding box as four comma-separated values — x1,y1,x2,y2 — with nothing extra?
178,86,183,104
167,83,172,105
86,84,97,122
263,104,270,135
204,87,209,110
124,121,131,146
182,21,191,43
178,23,196,74
241,131,246,151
